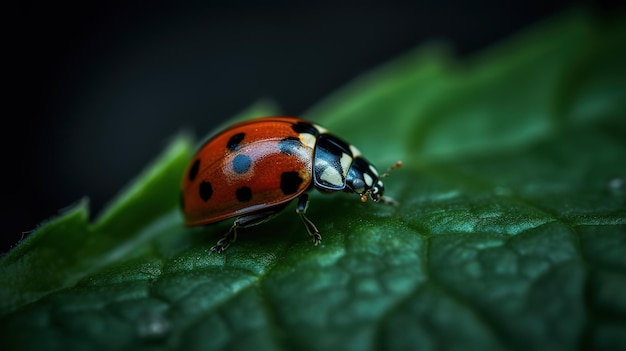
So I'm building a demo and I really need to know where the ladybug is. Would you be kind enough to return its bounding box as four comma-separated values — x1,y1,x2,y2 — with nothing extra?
180,116,401,253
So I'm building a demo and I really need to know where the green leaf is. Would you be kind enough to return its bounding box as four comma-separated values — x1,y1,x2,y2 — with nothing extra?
3,10,626,351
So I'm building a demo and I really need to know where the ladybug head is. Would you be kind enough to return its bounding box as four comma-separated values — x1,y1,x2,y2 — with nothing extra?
345,158,386,202
366,179,386,202
346,159,402,204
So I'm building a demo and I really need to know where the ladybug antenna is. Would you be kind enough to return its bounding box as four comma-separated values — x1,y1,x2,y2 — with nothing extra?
380,160,403,178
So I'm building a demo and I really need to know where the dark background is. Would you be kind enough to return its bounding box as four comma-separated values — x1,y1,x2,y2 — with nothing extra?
7,0,613,253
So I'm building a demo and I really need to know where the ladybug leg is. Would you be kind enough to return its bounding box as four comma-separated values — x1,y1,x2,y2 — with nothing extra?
296,194,321,245
210,222,238,253
379,196,398,206
210,206,287,253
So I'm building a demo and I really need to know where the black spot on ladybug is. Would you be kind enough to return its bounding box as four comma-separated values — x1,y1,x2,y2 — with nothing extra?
278,137,302,155
232,154,252,174
292,122,319,137
227,133,245,151
188,159,200,181
280,171,303,195
236,186,252,202
199,181,213,202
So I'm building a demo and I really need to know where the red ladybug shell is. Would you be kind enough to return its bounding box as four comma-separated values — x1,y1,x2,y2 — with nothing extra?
181,117,316,226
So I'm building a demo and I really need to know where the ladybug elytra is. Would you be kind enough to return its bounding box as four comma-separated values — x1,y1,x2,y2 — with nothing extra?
180,116,400,253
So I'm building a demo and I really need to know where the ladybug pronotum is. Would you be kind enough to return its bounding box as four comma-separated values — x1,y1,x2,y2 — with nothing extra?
180,116,401,253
